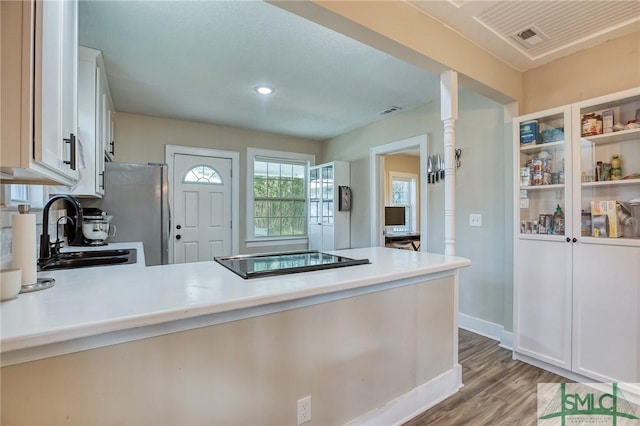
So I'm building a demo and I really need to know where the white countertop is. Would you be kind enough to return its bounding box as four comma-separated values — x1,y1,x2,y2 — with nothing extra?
1,247,469,364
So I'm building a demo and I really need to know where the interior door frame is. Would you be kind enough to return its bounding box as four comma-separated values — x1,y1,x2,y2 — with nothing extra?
369,134,428,251
166,145,240,263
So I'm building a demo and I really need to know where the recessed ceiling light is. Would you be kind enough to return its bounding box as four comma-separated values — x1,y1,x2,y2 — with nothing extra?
255,86,274,95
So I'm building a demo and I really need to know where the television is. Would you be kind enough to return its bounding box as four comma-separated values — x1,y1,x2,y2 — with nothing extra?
384,206,406,226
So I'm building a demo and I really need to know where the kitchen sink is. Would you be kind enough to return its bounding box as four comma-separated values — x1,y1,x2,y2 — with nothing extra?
39,249,137,271
57,249,132,260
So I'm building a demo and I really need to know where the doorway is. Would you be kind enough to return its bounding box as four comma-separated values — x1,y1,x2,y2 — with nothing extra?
369,134,428,250
166,145,240,263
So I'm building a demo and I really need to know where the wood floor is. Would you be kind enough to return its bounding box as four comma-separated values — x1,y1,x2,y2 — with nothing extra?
404,329,570,426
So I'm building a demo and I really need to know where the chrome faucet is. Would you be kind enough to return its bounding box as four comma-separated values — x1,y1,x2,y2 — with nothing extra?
39,195,84,261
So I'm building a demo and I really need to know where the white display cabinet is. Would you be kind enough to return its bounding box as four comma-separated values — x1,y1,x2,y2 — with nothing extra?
513,104,573,370
570,89,639,384
308,161,350,251
513,87,640,387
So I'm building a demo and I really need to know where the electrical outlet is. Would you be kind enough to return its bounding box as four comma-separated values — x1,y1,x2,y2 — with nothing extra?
297,395,311,425
469,213,482,227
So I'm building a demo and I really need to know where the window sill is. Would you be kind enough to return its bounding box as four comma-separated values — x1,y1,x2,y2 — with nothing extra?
245,237,308,248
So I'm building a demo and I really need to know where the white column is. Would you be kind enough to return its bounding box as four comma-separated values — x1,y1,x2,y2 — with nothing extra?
441,70,458,256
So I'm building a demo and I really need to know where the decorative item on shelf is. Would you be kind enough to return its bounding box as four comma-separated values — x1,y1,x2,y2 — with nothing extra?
602,110,614,133
520,167,531,187
601,163,611,181
625,120,640,130
538,214,554,235
617,202,634,228
581,210,592,236
591,200,623,238
613,122,626,132
581,113,603,137
629,198,640,238
595,161,603,182
610,154,622,180
520,120,539,145
553,204,564,235
540,127,564,143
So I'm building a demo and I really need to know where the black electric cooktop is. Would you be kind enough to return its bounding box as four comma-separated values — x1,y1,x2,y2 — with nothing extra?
214,250,370,279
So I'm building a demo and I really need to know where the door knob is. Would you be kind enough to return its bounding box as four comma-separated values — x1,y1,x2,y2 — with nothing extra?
566,237,571,242
572,237,577,243
176,225,182,230
176,234,181,240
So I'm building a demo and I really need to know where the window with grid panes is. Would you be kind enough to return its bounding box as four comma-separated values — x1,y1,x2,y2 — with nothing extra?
253,158,307,238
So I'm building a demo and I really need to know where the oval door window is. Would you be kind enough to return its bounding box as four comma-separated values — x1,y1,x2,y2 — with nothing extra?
183,165,223,184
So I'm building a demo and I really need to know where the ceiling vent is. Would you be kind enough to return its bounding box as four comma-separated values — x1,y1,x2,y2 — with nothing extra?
512,25,548,48
379,106,402,115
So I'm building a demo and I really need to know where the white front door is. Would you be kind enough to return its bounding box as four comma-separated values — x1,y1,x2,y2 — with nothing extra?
172,153,232,263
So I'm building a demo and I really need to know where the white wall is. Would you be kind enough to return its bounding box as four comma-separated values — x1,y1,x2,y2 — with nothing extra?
322,89,510,331
113,112,323,254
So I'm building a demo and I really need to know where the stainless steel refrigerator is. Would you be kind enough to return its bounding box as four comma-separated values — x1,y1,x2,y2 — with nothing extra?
84,162,170,265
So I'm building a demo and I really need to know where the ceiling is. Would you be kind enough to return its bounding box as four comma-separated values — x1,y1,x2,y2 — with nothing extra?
409,0,640,71
79,1,441,141
79,1,639,142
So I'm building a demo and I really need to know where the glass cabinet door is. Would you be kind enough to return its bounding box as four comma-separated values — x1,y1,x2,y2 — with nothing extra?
516,106,571,238
573,92,640,242
321,165,334,224
309,167,320,225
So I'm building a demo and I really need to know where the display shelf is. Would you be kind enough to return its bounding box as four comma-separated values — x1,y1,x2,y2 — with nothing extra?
581,178,640,188
521,184,564,191
581,128,640,145
579,236,640,247
518,234,568,242
519,141,564,153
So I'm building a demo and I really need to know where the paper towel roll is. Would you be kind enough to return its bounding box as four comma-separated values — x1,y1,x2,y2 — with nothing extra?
12,212,37,285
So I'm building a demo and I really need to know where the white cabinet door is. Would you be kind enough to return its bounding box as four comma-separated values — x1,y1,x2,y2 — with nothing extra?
514,238,573,369
34,0,78,180
308,223,322,251
321,225,335,252
52,46,110,197
572,243,639,383
96,68,107,194
1,0,78,184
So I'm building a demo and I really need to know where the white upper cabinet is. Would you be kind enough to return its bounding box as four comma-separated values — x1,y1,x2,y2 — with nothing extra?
54,46,115,197
0,0,79,185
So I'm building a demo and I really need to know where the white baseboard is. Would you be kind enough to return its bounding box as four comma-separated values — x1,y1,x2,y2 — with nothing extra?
499,330,513,351
458,313,512,350
345,365,462,426
512,352,593,383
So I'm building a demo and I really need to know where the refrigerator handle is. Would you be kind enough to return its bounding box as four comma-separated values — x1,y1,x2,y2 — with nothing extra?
168,203,172,240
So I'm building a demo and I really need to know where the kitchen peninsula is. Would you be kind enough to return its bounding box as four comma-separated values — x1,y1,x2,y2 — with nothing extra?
1,247,469,425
